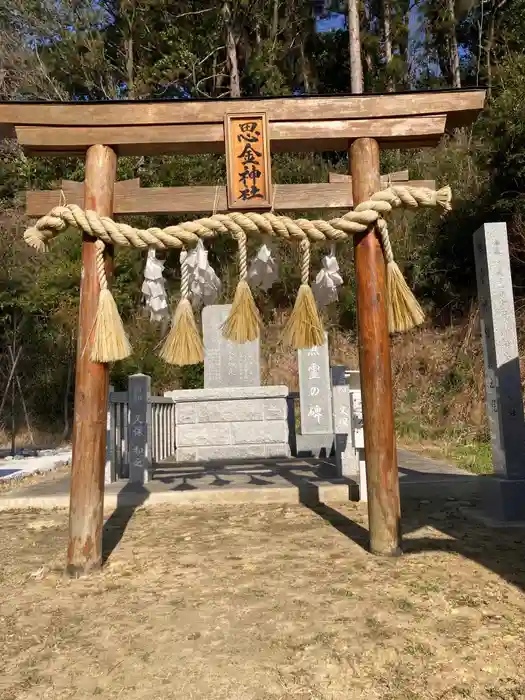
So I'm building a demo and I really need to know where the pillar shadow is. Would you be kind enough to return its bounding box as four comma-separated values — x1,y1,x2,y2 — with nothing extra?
278,465,370,552
102,482,150,565
399,500,525,594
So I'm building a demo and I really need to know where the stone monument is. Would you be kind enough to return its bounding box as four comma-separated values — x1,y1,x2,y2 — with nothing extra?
165,304,290,461
473,222,525,520
202,304,260,388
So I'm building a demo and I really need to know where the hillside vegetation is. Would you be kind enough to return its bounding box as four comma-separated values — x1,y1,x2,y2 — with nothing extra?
1,1,525,467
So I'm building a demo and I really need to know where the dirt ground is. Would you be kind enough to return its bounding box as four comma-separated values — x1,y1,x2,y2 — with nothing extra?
1,501,525,700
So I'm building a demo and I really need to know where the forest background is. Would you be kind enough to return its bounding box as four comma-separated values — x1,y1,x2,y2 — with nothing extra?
0,0,524,471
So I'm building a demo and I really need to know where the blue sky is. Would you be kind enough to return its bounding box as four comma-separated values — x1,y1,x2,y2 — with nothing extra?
314,5,426,77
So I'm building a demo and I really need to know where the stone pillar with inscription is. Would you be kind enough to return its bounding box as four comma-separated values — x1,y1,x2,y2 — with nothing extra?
105,384,115,484
473,222,525,520
330,366,358,477
202,305,261,389
127,374,151,484
298,334,334,436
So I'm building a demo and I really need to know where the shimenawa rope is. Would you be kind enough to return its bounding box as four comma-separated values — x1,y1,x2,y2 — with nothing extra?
23,184,451,365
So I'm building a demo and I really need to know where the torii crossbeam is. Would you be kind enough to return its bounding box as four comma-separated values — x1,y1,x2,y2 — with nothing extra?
0,88,485,574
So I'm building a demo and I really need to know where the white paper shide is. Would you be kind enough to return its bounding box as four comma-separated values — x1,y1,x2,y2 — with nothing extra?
142,248,170,322
183,240,221,309
312,249,343,307
247,242,279,291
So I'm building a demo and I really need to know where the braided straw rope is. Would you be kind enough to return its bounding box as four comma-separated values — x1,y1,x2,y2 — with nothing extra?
24,185,451,253
23,184,452,364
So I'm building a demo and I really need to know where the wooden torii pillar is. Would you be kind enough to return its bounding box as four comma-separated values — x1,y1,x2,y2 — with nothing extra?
0,89,485,572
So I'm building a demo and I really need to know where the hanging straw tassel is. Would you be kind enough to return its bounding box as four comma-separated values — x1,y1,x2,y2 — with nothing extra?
222,230,262,343
159,249,204,365
90,240,132,363
376,219,425,333
283,237,325,349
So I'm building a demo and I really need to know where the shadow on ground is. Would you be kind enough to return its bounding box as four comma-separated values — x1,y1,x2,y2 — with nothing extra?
97,456,525,595
102,482,149,564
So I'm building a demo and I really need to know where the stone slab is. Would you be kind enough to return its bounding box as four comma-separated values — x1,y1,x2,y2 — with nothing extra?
128,374,151,484
350,391,364,449
177,423,232,447
231,420,288,445
331,365,358,477
298,334,334,435
165,385,288,402
473,223,525,479
176,443,290,462
295,434,334,458
202,304,260,389
174,398,287,424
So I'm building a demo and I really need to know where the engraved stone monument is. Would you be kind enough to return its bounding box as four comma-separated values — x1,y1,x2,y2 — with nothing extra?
127,373,151,484
202,304,260,389
473,222,525,520
298,333,334,435
166,304,289,462
330,366,358,476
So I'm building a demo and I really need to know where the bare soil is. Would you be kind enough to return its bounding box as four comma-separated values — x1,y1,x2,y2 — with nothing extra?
1,501,525,700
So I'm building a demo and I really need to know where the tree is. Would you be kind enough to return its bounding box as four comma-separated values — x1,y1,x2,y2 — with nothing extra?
347,0,364,92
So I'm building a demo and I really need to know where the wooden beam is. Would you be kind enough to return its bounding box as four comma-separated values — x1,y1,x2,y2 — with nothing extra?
0,90,485,132
351,137,401,556
329,170,408,183
67,145,116,577
25,178,437,217
15,116,447,156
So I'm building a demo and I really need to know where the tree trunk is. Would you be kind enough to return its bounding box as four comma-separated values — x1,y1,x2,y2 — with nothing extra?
485,8,496,96
223,1,240,97
383,0,394,91
62,331,74,441
126,35,134,98
448,0,462,88
299,42,310,93
348,0,364,93
272,0,279,40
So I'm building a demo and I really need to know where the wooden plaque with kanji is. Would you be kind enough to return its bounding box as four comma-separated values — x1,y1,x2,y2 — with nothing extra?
225,113,272,209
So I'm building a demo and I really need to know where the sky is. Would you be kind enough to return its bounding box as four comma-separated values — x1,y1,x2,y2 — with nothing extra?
314,4,428,79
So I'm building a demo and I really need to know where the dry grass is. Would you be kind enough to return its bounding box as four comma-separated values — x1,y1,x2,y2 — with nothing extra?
1,502,525,700
0,428,68,452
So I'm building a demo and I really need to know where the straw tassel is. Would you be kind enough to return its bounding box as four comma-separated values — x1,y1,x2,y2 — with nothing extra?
283,237,325,349
90,240,132,363
377,220,425,333
222,230,262,343
159,249,204,365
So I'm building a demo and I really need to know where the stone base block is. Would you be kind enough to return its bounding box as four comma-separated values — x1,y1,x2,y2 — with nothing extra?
295,434,334,458
176,443,291,462
478,476,525,521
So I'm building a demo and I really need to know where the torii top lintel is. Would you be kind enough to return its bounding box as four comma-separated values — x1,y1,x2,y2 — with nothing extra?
0,89,485,157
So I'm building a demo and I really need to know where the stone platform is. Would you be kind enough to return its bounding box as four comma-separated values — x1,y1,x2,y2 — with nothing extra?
0,450,483,511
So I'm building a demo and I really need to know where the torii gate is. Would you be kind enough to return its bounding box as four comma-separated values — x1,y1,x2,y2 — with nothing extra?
0,89,485,575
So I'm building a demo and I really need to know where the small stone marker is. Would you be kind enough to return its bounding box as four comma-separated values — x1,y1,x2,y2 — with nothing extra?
202,304,261,388
298,333,333,435
127,373,151,484
105,384,114,484
331,366,357,476
473,223,525,479
350,391,364,450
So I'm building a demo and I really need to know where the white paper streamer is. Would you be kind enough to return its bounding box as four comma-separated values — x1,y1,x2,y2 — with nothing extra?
142,248,170,322
312,250,343,307
247,242,279,291
183,240,221,309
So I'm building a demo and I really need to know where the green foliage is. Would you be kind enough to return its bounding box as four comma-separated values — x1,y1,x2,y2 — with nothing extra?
1,0,524,437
